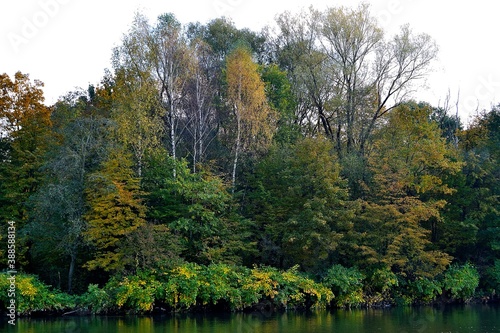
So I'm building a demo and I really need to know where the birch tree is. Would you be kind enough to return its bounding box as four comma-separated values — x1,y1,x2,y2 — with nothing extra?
184,38,218,172
225,46,274,188
115,13,193,176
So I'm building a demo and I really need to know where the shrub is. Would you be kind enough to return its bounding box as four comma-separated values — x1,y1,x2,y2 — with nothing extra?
115,275,160,312
160,263,202,309
0,273,75,315
80,283,114,314
323,264,365,307
443,263,479,301
368,267,399,294
485,259,500,293
202,264,246,309
409,278,442,304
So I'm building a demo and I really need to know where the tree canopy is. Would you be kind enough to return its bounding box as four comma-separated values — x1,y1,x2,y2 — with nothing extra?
0,5,498,308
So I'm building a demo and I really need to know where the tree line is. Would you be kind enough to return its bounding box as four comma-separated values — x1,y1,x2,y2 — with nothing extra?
1,4,499,310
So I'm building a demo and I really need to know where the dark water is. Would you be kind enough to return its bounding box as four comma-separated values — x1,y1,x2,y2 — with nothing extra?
2,304,500,332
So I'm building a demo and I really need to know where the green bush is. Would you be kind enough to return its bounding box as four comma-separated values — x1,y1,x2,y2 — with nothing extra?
323,264,365,307
254,265,333,309
485,259,500,292
443,263,479,301
80,263,333,313
80,283,114,314
409,278,442,304
197,263,242,308
0,273,75,315
160,263,203,309
368,267,399,294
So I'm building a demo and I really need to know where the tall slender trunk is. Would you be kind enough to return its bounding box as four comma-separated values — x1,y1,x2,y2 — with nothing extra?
193,126,198,173
232,111,241,192
346,86,355,154
68,252,76,294
169,96,177,178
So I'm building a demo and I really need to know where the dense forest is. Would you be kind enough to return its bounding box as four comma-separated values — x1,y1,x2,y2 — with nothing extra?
1,4,499,314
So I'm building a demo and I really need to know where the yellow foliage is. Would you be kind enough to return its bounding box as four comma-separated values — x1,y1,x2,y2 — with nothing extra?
17,277,38,301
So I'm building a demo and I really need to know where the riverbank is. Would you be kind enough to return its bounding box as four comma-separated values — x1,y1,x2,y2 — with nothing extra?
2,261,497,317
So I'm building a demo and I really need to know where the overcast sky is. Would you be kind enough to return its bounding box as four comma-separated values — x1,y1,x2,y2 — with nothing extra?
1,0,499,123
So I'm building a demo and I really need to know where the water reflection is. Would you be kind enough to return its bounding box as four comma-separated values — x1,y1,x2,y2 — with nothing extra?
4,304,500,333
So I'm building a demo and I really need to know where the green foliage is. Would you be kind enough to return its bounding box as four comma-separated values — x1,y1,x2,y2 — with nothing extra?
260,63,299,145
323,265,365,307
143,150,254,265
79,264,332,314
0,273,75,315
407,278,443,304
485,260,500,292
84,150,147,272
80,283,113,314
250,137,354,271
75,262,483,313
454,108,500,264
2,5,500,315
197,17,265,61
120,223,185,272
115,275,160,312
26,95,113,292
352,103,461,281
0,73,53,268
368,267,399,294
443,263,480,301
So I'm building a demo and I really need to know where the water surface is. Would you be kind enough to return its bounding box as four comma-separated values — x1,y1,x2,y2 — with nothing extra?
3,304,499,332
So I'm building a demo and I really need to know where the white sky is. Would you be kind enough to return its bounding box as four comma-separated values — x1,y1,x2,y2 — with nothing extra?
1,0,499,123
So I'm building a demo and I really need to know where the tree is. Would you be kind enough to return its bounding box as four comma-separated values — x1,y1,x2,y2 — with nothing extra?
142,149,254,265
249,137,354,272
260,64,299,145
114,13,193,176
319,5,438,155
318,4,383,153
193,17,266,62
183,37,218,172
350,103,461,280
27,90,112,292
268,8,335,139
225,46,275,188
111,65,164,177
443,107,500,267
0,72,52,225
269,5,438,157
0,72,52,268
84,150,147,272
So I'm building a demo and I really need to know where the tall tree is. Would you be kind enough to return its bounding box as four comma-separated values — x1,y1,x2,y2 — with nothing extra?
142,149,254,265
183,37,218,172
111,65,164,177
225,46,275,188
442,107,500,267
28,89,112,292
268,8,335,139
249,137,354,272
194,17,266,62
269,5,438,157
349,103,461,280
114,13,193,176
150,13,193,173
0,72,52,225
84,149,147,272
320,4,438,155
0,72,52,268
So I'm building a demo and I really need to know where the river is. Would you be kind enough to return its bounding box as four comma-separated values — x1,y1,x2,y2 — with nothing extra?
2,304,499,332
